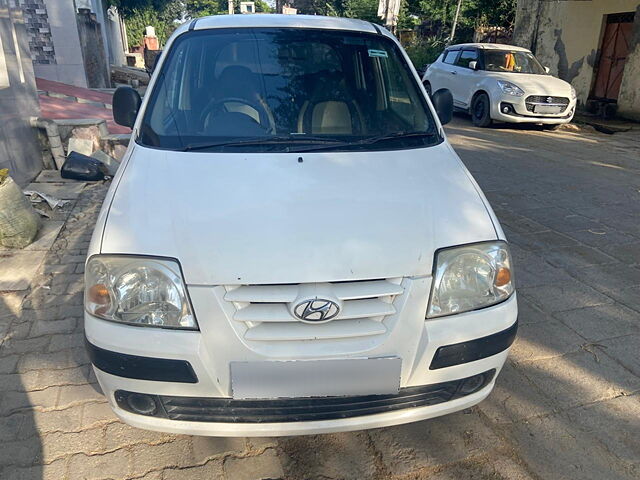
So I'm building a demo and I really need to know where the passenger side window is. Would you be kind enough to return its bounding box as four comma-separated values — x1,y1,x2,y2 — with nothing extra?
443,50,459,65
455,50,478,69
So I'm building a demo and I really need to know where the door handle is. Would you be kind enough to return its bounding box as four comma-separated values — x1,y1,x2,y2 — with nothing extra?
450,70,457,74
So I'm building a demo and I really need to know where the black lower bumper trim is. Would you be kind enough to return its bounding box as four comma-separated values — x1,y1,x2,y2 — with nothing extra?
85,339,198,383
430,321,518,370
114,369,495,423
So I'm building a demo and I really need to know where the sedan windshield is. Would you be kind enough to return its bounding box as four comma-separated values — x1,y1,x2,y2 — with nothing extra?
483,50,546,75
139,28,438,152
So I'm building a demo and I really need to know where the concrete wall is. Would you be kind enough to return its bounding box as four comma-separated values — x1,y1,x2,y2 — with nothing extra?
513,0,640,120
0,0,42,185
76,8,109,87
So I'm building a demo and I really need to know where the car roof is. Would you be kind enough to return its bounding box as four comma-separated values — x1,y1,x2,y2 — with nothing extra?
447,43,531,52
187,14,382,35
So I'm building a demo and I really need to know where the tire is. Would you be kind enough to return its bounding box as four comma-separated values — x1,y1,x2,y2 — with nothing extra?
543,124,562,131
471,93,492,127
423,81,432,98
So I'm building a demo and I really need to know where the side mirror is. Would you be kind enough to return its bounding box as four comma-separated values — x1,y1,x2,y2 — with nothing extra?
468,60,478,70
544,66,550,73
431,88,453,125
113,86,141,128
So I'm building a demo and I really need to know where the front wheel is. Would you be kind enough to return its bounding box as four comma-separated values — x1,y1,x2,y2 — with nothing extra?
471,93,492,127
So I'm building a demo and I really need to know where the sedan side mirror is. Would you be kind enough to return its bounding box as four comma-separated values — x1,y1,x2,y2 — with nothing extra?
431,88,453,125
468,60,478,70
113,86,142,128
544,66,550,73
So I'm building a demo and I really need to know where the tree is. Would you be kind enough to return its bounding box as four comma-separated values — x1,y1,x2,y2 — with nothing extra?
108,0,175,18
185,0,272,17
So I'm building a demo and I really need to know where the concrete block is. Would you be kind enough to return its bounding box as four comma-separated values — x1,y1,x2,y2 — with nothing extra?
91,150,120,176
67,137,93,156
25,182,85,200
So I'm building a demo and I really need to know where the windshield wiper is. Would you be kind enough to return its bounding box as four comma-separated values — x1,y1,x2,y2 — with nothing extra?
289,131,439,153
182,135,346,152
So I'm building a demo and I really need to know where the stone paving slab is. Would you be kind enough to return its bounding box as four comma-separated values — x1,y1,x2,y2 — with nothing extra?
0,251,47,291
25,182,86,200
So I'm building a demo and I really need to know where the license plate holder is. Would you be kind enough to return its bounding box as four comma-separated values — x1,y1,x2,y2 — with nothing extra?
231,357,402,399
534,104,563,114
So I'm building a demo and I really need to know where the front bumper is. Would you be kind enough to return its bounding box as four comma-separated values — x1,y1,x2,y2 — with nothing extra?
85,290,518,436
490,92,576,124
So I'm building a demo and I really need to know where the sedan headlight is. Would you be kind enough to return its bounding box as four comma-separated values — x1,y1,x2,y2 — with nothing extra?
570,86,577,100
497,80,525,97
427,241,514,319
85,255,197,329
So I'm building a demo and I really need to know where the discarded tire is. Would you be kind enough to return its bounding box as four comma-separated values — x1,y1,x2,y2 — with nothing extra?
0,174,40,249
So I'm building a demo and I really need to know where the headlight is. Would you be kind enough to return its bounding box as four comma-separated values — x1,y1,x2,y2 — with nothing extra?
85,255,197,330
570,86,577,100
427,241,514,319
497,80,525,97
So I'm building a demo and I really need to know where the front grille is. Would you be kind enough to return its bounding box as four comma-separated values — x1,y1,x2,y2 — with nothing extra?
223,279,404,342
115,370,496,423
525,95,569,113
526,95,569,105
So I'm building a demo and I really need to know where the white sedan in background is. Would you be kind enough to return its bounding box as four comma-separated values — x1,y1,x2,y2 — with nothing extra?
423,43,577,129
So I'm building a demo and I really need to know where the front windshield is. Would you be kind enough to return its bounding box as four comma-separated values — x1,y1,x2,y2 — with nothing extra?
139,28,438,152
483,50,546,75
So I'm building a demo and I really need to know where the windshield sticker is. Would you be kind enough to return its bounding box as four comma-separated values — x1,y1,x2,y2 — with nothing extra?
368,49,388,58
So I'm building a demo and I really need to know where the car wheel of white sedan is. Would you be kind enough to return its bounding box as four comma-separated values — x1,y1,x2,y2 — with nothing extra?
471,93,492,128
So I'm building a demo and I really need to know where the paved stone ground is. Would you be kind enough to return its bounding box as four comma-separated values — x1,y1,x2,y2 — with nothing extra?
1,116,639,479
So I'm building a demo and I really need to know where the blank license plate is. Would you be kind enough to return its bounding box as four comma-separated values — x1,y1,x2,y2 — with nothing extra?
231,357,401,399
534,104,563,114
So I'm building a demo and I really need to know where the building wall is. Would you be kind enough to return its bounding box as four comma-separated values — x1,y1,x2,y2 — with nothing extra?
0,0,42,185
513,0,640,120
31,0,87,86
617,4,640,120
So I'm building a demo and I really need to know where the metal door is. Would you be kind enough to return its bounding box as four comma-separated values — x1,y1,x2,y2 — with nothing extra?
592,12,635,101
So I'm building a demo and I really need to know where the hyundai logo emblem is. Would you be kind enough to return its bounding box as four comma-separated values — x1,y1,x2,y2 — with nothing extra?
293,298,340,323
546,96,553,103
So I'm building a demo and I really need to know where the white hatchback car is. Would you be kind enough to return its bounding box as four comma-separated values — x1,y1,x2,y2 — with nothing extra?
423,43,577,128
85,15,517,437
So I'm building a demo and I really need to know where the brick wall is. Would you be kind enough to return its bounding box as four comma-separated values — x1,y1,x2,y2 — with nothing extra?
18,0,56,65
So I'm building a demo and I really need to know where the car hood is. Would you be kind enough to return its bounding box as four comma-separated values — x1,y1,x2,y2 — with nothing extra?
488,73,572,96
102,142,497,285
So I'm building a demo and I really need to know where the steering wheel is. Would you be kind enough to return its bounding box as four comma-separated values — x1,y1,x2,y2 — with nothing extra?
201,97,274,133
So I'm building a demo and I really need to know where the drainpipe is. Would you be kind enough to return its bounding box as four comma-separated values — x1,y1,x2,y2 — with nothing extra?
29,117,66,170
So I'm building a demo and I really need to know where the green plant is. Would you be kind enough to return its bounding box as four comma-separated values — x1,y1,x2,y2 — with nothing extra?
404,36,446,68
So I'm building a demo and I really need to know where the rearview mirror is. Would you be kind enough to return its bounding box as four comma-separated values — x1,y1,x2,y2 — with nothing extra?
468,60,478,70
113,86,142,128
431,88,453,125
544,66,550,73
